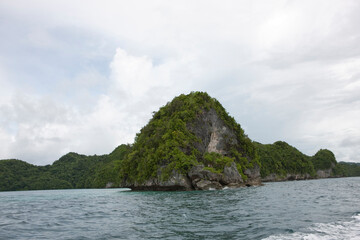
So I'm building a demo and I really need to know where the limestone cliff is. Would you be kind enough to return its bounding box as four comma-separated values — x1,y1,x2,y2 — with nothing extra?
118,92,261,190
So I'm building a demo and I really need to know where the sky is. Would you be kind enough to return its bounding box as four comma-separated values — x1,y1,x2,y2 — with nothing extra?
0,0,359,165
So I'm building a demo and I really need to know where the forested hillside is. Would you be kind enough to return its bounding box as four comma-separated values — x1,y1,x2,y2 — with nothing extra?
338,162,360,177
1,92,359,191
0,144,131,191
255,141,346,181
118,91,260,189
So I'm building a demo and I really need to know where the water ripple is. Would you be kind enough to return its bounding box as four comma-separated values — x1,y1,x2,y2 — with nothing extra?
0,178,359,239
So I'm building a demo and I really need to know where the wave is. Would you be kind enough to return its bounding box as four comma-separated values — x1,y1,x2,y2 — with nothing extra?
263,214,360,240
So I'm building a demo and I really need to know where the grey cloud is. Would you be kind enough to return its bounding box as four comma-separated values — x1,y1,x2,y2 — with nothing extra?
340,137,360,148
1,0,360,164
259,1,360,69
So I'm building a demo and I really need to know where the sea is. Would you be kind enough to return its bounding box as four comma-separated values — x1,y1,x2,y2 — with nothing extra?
0,177,359,240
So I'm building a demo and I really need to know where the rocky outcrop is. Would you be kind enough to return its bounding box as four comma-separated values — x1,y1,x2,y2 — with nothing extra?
261,173,312,182
187,109,237,156
188,165,222,190
187,108,261,189
261,169,336,182
120,162,260,191
188,162,245,190
223,162,244,184
244,165,261,185
316,169,332,178
121,170,193,191
261,173,280,182
119,92,261,191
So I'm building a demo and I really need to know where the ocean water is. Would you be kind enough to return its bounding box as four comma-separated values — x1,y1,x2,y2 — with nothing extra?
0,178,359,240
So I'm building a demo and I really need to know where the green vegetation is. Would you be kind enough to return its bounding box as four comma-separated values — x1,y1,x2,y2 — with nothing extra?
1,92,359,192
203,152,233,173
337,162,360,177
311,149,337,170
119,91,259,184
0,160,71,191
255,141,316,178
91,144,132,187
0,144,131,191
255,141,354,179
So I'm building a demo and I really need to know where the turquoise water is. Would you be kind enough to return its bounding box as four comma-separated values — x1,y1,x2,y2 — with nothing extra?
0,177,359,239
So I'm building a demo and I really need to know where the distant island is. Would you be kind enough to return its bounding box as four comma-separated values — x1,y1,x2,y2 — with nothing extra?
1,92,359,191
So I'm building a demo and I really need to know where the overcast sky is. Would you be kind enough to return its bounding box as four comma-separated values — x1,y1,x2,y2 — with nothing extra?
0,0,359,165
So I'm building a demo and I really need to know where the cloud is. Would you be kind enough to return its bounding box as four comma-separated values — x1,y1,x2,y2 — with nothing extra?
0,0,360,164
110,48,170,98
27,29,63,49
103,47,197,144
254,0,360,68
0,64,13,101
0,48,196,165
239,56,360,162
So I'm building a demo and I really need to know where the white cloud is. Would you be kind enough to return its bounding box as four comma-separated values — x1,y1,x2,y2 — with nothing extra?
240,56,360,162
254,0,360,67
110,48,169,98
0,64,13,102
0,0,360,164
0,48,196,164
104,47,197,144
27,29,62,49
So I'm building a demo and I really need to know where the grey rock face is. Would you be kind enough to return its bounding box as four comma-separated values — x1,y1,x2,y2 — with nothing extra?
125,108,261,191
261,173,313,182
187,109,237,156
316,169,332,178
315,163,335,178
188,165,221,182
122,170,193,191
195,180,222,190
125,163,260,191
244,165,261,185
222,162,243,184
188,165,222,190
187,163,247,190
186,108,261,188
286,173,312,181
262,168,334,183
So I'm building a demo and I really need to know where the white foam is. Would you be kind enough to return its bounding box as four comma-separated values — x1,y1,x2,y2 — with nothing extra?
263,214,360,240
353,214,360,221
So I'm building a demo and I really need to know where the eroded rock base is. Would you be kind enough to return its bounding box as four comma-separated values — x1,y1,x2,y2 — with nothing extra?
124,163,261,191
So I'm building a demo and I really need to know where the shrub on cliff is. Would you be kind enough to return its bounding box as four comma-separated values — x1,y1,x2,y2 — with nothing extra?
119,91,259,184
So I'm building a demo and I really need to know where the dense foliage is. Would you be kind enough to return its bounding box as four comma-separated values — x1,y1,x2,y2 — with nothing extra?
311,149,337,170
255,141,316,178
91,144,132,187
0,144,131,191
255,141,350,178
1,92,359,192
338,162,360,177
119,91,259,183
0,160,71,191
